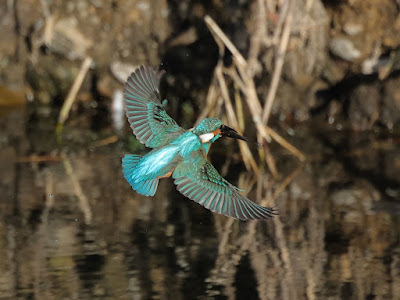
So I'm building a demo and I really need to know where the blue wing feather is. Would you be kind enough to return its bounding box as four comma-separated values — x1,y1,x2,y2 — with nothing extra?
173,158,277,220
123,66,185,148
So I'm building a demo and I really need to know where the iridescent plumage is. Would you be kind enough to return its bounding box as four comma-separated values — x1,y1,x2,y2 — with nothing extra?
122,65,276,220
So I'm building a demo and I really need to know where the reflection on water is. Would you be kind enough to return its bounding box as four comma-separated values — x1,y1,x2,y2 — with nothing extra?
1,109,400,300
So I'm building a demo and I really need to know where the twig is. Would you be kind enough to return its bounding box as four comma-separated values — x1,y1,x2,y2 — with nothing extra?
57,56,92,136
204,15,248,70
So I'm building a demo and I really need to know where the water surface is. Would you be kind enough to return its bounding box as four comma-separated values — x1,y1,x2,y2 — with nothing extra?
1,107,400,300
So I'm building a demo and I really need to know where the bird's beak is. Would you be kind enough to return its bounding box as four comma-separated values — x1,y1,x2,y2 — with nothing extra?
220,125,248,142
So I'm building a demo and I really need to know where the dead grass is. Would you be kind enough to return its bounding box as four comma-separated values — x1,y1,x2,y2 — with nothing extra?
56,56,92,141
204,11,305,178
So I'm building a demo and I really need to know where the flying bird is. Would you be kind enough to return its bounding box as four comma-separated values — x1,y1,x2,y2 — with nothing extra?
122,65,276,220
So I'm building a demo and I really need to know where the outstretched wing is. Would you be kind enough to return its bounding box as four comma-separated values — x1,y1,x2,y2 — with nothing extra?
173,159,276,220
124,65,185,148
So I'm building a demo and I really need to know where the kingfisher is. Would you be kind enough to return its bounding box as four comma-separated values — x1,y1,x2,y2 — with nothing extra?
122,65,276,220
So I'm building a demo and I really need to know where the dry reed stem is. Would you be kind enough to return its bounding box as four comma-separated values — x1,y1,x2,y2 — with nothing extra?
204,16,248,70
262,10,293,124
91,135,119,148
43,15,55,46
272,0,290,46
205,14,306,172
247,0,267,75
264,143,279,178
230,67,282,175
205,15,272,148
205,15,259,173
57,56,92,135
234,85,245,132
204,18,268,135
61,151,92,224
226,67,247,94
215,64,259,173
265,126,306,161
234,64,273,143
16,155,61,163
204,16,264,136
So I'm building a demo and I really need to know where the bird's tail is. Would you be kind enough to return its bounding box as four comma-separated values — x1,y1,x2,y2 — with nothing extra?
122,154,159,196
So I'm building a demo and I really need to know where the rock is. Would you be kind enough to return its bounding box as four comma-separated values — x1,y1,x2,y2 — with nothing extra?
382,76,400,130
343,23,364,36
348,83,380,131
329,37,361,61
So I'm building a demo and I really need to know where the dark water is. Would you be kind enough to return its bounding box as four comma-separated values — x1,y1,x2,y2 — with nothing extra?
1,107,400,300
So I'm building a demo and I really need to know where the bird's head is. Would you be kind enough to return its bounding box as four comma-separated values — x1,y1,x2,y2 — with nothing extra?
193,118,247,144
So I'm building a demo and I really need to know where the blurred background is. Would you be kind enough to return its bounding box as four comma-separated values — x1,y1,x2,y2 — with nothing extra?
1,0,400,299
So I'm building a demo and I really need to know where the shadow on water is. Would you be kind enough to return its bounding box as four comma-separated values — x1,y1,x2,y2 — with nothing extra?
1,104,400,300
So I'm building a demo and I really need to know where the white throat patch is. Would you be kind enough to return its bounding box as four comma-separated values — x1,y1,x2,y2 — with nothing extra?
199,133,215,143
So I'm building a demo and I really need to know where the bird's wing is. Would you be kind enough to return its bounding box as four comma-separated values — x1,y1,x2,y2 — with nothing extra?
172,157,276,220
124,65,185,148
